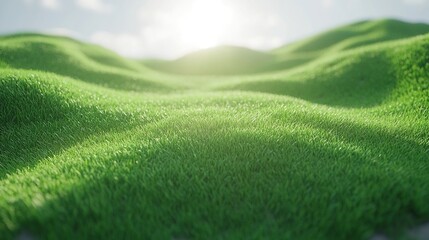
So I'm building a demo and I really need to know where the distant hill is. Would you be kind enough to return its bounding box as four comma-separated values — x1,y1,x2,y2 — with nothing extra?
144,19,429,75
269,19,429,71
273,19,429,55
0,33,174,91
144,45,275,75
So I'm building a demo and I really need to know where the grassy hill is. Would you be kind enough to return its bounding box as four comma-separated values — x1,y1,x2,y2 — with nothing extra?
274,19,429,55
217,35,429,108
0,33,179,92
1,19,429,240
270,19,429,71
144,45,275,75
145,19,429,75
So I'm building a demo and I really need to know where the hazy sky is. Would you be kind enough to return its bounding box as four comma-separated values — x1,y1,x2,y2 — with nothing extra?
1,0,429,59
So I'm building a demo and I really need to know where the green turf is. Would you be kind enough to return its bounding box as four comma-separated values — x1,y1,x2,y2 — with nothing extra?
1,19,429,240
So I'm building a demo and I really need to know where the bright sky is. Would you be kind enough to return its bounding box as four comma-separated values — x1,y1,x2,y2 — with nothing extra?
1,0,429,59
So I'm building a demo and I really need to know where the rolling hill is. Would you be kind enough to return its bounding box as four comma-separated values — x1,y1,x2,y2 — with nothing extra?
1,19,429,240
273,18,429,55
144,45,275,75
145,18,429,75
269,18,429,71
0,33,177,92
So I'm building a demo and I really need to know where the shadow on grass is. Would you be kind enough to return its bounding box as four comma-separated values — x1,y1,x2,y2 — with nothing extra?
274,110,429,170
230,53,397,108
0,41,168,92
0,114,138,180
7,113,429,240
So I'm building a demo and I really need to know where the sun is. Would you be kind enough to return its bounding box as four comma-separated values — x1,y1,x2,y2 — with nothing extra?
178,0,233,49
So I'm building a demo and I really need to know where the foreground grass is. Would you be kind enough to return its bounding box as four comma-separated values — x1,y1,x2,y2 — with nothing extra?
1,19,429,239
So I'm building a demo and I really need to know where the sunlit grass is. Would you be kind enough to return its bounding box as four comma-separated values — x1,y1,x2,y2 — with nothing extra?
1,19,429,240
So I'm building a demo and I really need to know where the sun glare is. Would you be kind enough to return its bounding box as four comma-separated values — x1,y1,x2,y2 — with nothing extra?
178,0,233,49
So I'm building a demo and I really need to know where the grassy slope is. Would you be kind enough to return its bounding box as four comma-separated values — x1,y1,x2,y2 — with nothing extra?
0,34,182,92
144,45,275,75
1,20,429,240
274,19,429,54
214,35,428,108
145,18,429,75
270,19,429,71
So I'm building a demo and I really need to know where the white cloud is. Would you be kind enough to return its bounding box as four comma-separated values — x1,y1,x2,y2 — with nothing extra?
21,0,60,10
44,28,80,38
90,32,145,58
245,36,283,50
86,0,288,58
128,0,286,58
41,0,59,9
75,0,112,13
322,0,334,8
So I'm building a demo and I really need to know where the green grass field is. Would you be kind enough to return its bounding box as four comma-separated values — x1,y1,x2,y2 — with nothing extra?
1,19,429,239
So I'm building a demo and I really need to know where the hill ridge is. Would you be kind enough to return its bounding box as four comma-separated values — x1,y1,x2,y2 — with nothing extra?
142,19,429,75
